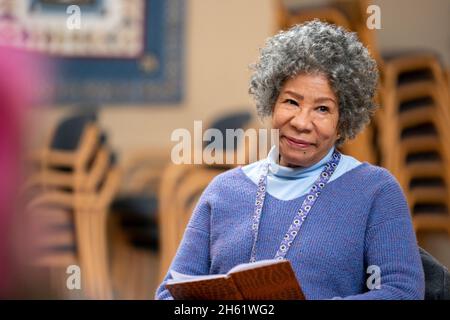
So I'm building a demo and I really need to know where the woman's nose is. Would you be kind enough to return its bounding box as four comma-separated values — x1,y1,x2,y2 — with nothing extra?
289,109,314,132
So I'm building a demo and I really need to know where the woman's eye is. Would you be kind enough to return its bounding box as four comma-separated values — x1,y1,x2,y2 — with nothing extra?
317,106,329,113
284,99,298,106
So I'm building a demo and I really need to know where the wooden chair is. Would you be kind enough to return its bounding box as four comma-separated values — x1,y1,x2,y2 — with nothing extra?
25,193,95,298
87,167,121,299
157,111,263,281
381,80,450,177
112,148,171,247
340,123,378,164
105,147,173,299
119,148,171,195
201,110,258,168
28,206,77,267
28,113,102,192
26,166,121,299
277,1,352,31
19,205,81,298
446,70,450,97
158,164,224,282
109,148,171,298
375,52,450,236
381,52,447,92
23,112,120,299
447,69,450,117
24,145,111,194
394,136,450,235
379,52,449,143
379,79,450,235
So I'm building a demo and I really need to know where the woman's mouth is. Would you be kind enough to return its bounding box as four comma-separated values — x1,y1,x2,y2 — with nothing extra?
283,136,314,149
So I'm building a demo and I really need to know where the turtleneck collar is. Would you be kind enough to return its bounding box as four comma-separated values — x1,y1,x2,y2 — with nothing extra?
267,144,335,180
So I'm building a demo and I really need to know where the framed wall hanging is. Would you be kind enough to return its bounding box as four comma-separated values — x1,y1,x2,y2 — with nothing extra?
0,0,185,105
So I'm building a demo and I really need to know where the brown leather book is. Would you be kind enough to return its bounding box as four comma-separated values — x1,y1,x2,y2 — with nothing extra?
165,259,305,300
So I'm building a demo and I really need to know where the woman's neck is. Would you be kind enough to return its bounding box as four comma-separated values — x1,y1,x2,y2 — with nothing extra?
268,145,335,179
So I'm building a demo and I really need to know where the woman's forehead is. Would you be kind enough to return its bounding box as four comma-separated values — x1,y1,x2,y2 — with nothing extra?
281,74,337,99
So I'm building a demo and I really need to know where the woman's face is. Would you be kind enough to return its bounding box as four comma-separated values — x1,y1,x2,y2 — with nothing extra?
271,73,340,168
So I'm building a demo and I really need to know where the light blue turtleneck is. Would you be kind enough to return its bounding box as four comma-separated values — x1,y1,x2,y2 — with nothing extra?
241,145,362,201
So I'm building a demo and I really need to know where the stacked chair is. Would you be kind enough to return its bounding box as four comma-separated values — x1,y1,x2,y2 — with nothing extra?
378,53,450,234
276,0,450,239
202,110,266,167
109,148,170,299
157,110,266,281
22,112,120,299
109,111,260,294
113,149,170,252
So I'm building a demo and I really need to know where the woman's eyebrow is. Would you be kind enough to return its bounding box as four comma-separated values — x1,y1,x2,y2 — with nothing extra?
314,97,337,104
284,90,336,105
284,90,304,100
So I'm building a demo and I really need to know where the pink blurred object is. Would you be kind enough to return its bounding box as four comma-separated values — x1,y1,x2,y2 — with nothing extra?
0,46,43,295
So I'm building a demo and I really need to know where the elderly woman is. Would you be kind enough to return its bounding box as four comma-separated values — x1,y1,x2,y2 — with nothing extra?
155,21,425,300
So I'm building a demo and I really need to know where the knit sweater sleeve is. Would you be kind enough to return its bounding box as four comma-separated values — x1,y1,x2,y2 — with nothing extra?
154,181,214,300
333,172,425,300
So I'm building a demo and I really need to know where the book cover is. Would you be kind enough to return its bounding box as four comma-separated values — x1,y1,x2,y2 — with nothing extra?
165,259,305,300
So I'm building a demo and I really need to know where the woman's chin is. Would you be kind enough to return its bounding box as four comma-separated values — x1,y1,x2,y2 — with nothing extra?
279,154,313,168
279,146,316,167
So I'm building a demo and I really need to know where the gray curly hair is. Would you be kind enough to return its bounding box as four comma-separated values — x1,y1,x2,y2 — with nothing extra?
249,20,379,146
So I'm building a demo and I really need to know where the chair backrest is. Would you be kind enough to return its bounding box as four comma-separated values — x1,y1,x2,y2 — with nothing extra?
381,52,448,108
27,205,77,266
391,81,450,234
278,3,352,30
205,111,253,152
51,112,98,151
419,247,450,300
119,148,171,195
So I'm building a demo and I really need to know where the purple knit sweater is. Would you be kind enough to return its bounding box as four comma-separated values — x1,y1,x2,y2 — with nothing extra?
155,163,425,300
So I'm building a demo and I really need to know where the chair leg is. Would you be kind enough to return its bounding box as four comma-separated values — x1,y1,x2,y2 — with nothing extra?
99,210,113,299
74,207,96,299
89,208,113,299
